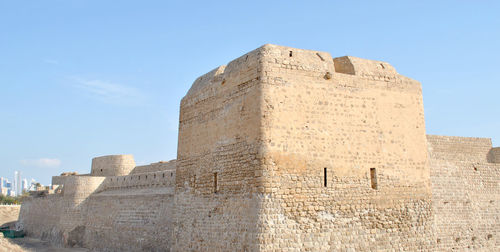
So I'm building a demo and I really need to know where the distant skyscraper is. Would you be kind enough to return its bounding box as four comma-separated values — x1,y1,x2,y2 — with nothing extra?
0,177,4,196
22,178,28,193
14,171,22,196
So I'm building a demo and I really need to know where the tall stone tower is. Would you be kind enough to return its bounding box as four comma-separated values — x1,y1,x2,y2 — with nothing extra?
174,44,434,251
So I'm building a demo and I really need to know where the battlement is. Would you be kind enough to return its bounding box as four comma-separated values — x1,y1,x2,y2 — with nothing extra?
100,170,176,192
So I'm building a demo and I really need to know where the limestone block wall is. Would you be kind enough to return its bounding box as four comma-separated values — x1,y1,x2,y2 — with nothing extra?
256,44,434,250
427,135,492,163
83,188,175,251
52,175,67,186
91,155,136,176
174,45,265,251
428,135,500,250
101,170,176,191
488,147,500,163
130,160,176,174
19,175,105,246
174,44,435,251
18,194,64,243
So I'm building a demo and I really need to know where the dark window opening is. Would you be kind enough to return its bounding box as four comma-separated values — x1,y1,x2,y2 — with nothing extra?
323,168,327,187
100,169,103,172
138,176,140,180
370,168,378,189
154,174,156,178
214,172,218,193
163,173,165,178
289,51,293,57
171,172,173,177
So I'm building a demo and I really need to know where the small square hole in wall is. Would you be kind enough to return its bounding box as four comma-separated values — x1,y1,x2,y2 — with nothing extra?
370,168,378,190
289,51,293,57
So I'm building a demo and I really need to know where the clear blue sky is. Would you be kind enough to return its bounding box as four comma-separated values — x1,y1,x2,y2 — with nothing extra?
1,1,499,185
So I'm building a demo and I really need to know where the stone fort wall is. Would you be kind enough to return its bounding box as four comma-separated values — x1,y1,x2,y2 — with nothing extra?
174,45,264,251
19,157,176,249
91,154,136,176
428,135,499,250
17,45,499,251
256,45,433,251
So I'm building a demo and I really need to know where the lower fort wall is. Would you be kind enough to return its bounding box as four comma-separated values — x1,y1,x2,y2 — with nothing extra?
172,192,261,251
18,194,64,244
428,135,500,250
83,188,174,251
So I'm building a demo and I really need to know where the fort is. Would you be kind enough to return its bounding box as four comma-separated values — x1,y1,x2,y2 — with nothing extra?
17,44,499,251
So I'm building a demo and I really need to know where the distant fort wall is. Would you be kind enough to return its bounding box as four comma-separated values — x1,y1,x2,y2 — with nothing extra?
20,157,176,249
488,147,500,163
428,135,499,250
91,155,136,176
427,135,493,163
130,160,176,174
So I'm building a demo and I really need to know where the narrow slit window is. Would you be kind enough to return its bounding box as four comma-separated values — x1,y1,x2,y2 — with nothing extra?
370,168,378,189
324,168,327,187
214,172,218,193
289,51,293,57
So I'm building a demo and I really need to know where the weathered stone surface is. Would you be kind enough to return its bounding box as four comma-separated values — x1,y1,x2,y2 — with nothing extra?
17,44,499,251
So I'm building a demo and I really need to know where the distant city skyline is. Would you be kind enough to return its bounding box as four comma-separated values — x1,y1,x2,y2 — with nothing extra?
0,171,39,197
1,1,499,185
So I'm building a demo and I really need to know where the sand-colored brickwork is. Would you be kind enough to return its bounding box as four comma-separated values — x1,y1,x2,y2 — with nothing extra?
17,44,499,251
428,135,499,250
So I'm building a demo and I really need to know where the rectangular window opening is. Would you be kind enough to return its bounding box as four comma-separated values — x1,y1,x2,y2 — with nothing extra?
323,167,327,187
214,172,218,193
370,168,378,190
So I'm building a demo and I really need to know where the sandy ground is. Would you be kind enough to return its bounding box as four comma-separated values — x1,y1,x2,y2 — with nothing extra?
0,205,20,227
0,205,87,252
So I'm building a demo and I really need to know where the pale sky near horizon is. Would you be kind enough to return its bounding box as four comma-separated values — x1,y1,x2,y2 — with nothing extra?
1,1,499,185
